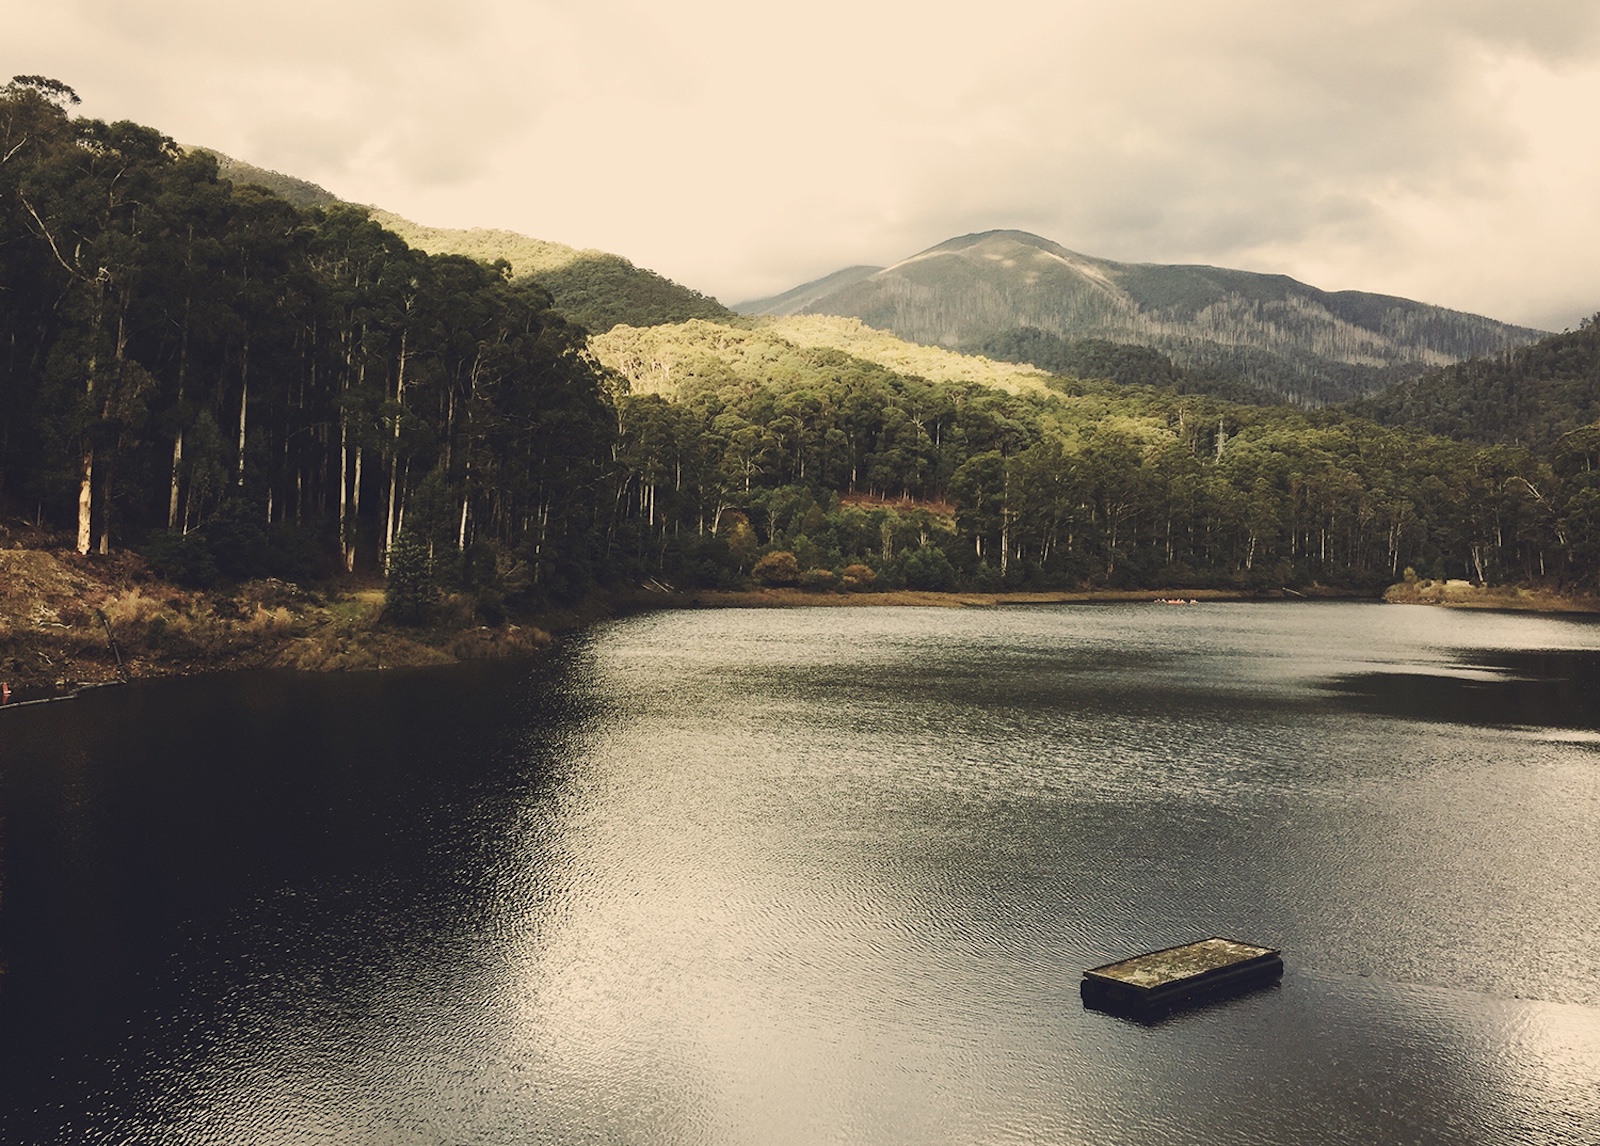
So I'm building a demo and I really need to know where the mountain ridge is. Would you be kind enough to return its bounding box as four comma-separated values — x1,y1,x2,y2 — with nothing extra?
737,229,1546,404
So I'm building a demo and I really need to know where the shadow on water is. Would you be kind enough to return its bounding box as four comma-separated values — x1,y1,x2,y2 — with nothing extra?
1081,978,1286,1028
1323,649,1600,730
0,653,588,1140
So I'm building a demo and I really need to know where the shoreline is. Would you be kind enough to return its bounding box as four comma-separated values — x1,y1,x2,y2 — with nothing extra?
9,538,1596,702
1382,580,1600,615
631,585,1370,610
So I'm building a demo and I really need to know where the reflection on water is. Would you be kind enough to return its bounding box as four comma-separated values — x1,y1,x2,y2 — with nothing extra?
1329,647,1600,728
1,601,1598,1144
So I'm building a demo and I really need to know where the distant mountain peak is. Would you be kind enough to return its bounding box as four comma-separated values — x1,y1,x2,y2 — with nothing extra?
740,229,1545,404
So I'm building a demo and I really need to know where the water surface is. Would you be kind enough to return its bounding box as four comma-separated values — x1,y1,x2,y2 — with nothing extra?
1,602,1597,1143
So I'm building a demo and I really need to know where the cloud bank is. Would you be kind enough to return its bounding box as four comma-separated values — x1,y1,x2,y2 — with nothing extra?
12,0,1600,328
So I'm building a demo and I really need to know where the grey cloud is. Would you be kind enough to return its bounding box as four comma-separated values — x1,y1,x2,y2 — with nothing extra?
13,0,1600,326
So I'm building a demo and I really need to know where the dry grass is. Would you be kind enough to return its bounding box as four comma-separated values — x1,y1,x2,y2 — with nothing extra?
0,546,557,692
1384,579,1600,614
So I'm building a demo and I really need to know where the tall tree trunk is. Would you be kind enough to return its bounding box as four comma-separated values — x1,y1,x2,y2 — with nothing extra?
339,415,350,568
77,288,105,555
168,291,191,530
77,446,93,555
236,334,250,485
348,445,363,572
97,449,113,555
384,329,408,567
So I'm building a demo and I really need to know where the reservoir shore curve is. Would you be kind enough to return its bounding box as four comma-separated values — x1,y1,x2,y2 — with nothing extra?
3,529,1597,698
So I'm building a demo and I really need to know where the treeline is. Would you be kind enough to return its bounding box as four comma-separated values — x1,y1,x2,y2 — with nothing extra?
0,77,612,604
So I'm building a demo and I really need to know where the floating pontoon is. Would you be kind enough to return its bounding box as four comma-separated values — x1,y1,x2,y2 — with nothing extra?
1081,937,1282,1017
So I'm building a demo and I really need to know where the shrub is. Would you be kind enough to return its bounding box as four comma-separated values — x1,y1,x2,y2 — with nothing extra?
799,567,837,590
384,530,435,624
902,546,956,591
142,530,221,587
752,550,801,587
840,563,877,591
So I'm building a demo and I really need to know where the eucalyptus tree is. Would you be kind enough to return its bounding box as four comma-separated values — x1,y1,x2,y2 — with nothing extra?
6,87,180,552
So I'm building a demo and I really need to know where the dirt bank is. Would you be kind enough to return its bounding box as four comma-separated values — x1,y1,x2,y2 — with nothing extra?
0,536,551,700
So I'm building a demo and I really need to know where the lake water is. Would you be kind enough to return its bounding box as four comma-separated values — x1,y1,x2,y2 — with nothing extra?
1,602,1598,1144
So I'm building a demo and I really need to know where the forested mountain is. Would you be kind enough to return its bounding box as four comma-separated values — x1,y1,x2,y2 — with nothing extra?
372,213,732,334
1351,318,1600,452
205,150,730,334
200,150,339,210
597,315,1059,399
737,230,1546,406
4,77,1598,607
589,315,1600,591
736,266,882,317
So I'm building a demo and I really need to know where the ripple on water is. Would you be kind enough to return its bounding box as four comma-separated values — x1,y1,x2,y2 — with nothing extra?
2,604,1599,1143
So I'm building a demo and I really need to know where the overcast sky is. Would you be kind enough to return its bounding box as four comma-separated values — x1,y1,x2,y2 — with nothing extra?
12,1,1600,329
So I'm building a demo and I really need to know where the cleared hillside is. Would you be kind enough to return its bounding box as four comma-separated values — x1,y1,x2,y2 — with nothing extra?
745,230,1546,405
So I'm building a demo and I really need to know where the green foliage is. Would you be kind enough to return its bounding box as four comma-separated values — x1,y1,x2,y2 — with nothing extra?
371,211,730,333
142,530,220,587
799,567,837,590
1352,317,1600,451
201,150,339,210
593,314,1600,592
3,85,1592,607
384,530,434,624
901,546,956,591
141,499,324,587
0,85,616,599
980,329,1181,389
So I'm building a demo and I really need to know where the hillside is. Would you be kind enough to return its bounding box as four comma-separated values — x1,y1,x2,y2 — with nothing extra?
7,84,1593,611
736,266,883,316
1351,317,1600,451
738,230,1546,405
372,212,732,334
592,315,1059,400
202,150,728,334
200,149,340,209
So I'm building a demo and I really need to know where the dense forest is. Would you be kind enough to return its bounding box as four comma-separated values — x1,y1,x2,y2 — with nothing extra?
0,77,613,608
4,77,1599,613
1352,318,1600,452
592,318,1598,592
